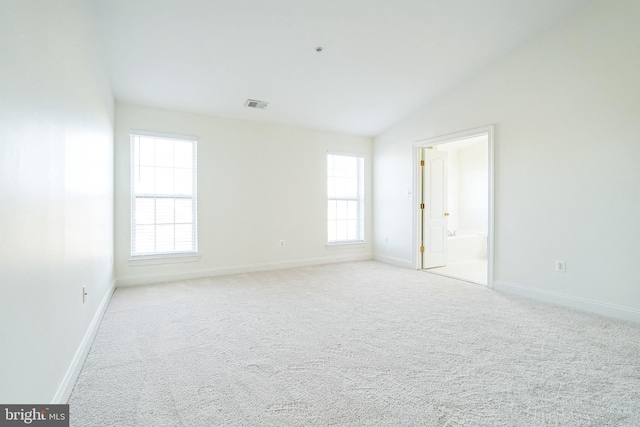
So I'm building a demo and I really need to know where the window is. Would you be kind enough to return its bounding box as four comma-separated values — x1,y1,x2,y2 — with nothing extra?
130,132,197,257
327,153,365,243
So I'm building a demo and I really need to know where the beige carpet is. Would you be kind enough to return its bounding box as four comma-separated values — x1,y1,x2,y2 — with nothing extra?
69,261,640,426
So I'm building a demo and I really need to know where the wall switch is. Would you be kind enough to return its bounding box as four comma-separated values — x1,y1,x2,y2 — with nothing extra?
384,236,388,243
82,286,88,303
555,260,566,273
280,240,285,247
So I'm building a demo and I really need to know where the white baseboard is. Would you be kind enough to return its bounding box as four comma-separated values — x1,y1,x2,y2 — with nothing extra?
494,280,640,324
52,279,116,403
117,254,374,287
374,254,414,269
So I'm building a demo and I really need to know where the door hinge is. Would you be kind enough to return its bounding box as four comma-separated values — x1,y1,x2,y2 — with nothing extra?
420,160,425,166
420,203,425,209
420,246,425,253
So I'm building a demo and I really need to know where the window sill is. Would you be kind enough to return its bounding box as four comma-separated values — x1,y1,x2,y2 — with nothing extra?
128,253,200,267
326,242,366,250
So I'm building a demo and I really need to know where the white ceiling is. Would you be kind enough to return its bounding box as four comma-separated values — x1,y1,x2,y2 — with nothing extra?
92,0,593,137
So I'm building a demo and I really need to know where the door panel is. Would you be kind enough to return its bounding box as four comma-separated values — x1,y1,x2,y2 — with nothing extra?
422,149,448,269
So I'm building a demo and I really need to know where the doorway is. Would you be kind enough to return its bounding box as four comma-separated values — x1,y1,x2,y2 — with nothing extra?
413,126,494,287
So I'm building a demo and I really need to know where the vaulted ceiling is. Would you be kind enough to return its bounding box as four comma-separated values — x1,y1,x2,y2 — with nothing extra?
92,0,594,136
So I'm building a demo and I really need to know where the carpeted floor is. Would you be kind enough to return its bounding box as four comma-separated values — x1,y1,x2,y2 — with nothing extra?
69,261,640,426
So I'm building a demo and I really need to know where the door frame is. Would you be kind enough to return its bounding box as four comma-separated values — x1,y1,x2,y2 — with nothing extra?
412,125,495,288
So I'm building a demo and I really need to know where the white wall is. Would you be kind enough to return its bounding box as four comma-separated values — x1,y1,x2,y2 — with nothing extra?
0,0,114,403
374,0,640,320
439,141,488,236
115,102,373,285
457,141,488,235
445,148,460,234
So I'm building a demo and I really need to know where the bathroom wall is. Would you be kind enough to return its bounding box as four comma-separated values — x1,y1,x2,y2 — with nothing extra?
444,148,460,234
438,139,488,237
457,141,488,235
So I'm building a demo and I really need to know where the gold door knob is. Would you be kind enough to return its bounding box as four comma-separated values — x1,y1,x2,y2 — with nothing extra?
444,212,450,216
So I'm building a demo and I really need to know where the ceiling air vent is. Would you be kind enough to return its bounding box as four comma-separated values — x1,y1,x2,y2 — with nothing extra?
245,99,269,109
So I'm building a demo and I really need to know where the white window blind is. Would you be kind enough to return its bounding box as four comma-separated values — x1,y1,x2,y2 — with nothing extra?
130,132,197,257
327,153,365,243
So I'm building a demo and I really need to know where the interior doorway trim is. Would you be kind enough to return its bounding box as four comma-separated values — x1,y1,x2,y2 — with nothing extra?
412,125,495,288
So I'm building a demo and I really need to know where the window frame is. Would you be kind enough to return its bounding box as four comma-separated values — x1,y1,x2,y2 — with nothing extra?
130,130,198,258
326,151,365,245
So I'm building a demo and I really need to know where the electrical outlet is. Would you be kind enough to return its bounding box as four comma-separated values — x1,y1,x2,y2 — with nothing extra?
555,260,566,273
82,286,88,303
280,240,285,247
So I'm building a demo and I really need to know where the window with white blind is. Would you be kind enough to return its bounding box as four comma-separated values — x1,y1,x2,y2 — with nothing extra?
130,132,197,257
327,153,365,244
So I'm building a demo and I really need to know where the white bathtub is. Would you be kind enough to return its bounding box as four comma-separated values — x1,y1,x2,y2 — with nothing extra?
447,234,487,263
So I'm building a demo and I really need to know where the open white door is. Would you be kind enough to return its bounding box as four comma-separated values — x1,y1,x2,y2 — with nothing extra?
422,148,448,269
